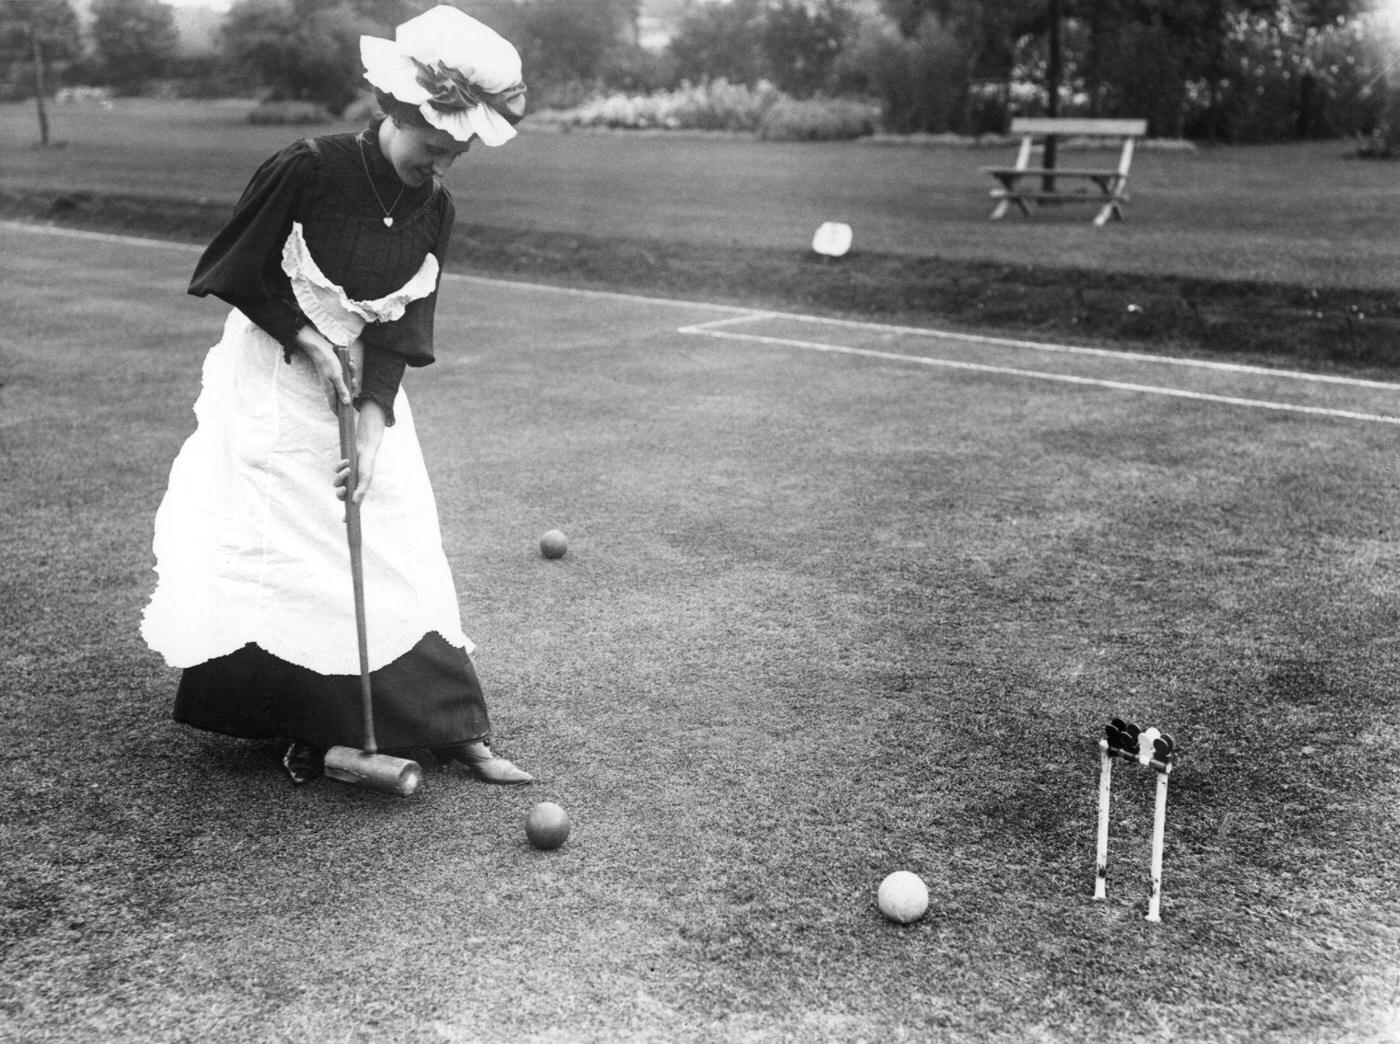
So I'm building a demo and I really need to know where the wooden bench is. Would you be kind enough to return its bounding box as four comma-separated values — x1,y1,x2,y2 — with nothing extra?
982,117,1148,226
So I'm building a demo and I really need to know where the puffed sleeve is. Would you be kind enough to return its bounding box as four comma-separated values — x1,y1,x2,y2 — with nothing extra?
188,140,319,351
355,191,457,423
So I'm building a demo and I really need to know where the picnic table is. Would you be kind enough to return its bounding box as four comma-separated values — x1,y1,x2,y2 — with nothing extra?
982,117,1148,226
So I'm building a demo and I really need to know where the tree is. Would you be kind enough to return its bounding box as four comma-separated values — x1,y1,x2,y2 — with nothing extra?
838,10,975,132
760,0,853,97
0,0,81,144
515,0,640,88
90,0,179,90
867,0,1046,132
1083,0,1231,136
668,0,767,86
218,0,381,112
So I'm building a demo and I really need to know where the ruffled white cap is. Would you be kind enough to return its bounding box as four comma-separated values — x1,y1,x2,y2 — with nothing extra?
361,5,526,147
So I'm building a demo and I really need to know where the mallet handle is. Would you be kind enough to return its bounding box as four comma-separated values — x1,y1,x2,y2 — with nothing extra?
335,347,377,755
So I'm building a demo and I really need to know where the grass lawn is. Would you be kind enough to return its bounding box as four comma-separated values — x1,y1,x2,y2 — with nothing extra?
2,98,1397,374
2,220,1400,1042
1,98,1395,288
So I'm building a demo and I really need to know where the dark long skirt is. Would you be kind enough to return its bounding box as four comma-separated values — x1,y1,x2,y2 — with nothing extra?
173,632,492,752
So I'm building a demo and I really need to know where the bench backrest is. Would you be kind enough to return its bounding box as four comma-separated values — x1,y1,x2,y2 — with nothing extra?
1009,117,1147,138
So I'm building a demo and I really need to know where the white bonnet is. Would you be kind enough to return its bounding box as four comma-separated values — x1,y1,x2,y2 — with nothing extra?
360,5,526,147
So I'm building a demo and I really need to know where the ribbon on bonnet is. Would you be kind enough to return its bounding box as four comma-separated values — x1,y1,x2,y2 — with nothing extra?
411,57,526,126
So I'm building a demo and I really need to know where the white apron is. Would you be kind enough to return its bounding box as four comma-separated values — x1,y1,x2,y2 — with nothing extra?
142,225,471,675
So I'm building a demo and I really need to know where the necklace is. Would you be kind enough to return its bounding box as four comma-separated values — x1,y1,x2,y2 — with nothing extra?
358,131,405,227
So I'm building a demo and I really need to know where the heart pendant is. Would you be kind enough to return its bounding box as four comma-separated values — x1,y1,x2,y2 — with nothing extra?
383,216,394,228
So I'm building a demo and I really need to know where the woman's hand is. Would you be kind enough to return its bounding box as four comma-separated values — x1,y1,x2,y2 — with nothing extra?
334,400,387,506
295,326,354,414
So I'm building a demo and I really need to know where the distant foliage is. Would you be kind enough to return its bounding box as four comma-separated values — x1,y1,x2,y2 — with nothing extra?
0,0,82,97
545,79,781,132
668,0,767,89
837,15,972,134
29,0,1388,147
757,95,878,140
854,0,1391,142
513,0,639,86
541,79,876,140
90,0,179,91
1351,80,1400,158
759,0,853,99
668,0,853,99
1199,8,1396,143
218,0,381,113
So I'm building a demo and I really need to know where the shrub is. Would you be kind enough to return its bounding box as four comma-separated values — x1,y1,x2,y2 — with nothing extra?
545,80,782,133
568,90,678,129
530,79,605,113
671,79,781,131
1354,83,1400,158
757,96,877,140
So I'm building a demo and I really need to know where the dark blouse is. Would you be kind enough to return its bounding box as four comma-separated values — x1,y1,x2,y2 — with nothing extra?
188,119,456,422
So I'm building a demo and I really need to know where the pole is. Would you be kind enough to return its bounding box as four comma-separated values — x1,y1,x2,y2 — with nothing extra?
1043,0,1061,192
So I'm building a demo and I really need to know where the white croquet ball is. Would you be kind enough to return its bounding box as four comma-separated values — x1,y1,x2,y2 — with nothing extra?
1137,726,1161,765
877,870,929,924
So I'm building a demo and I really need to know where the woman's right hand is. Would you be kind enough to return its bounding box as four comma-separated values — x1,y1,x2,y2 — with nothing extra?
294,326,354,414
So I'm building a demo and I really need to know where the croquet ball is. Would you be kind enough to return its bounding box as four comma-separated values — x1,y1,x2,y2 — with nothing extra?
540,529,567,560
526,801,570,850
877,871,929,924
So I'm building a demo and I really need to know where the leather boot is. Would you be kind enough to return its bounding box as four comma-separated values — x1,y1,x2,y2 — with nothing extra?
282,740,324,785
435,740,533,785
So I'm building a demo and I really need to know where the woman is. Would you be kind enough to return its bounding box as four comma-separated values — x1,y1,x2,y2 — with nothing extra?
141,6,532,787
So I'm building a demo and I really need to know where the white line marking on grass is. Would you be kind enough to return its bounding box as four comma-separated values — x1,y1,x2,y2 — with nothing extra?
3,220,761,314
9,220,1399,415
679,313,1400,391
679,311,783,330
1,220,202,252
682,325,1400,426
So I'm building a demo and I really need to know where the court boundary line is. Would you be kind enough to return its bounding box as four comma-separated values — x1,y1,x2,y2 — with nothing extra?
679,319,1400,427
675,313,1400,390
3,220,205,253
9,220,1399,409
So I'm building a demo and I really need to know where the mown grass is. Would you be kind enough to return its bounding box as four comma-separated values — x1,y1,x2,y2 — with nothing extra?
3,217,1400,1042
2,98,1397,374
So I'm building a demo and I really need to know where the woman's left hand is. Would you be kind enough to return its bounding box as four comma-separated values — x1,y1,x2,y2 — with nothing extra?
334,400,388,505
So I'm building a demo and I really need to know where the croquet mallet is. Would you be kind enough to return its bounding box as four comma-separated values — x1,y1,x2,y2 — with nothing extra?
322,346,424,797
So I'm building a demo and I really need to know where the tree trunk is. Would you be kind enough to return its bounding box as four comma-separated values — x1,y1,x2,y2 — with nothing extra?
1086,0,1104,116
1043,0,1061,188
31,29,50,147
